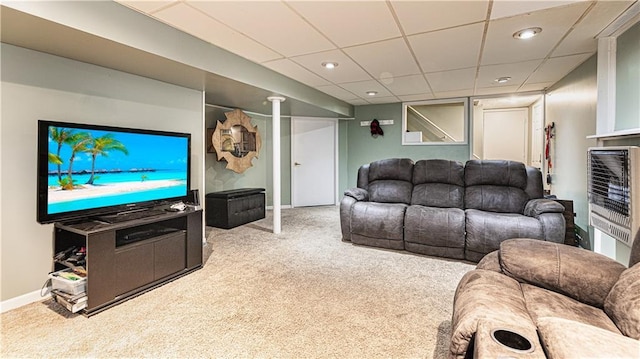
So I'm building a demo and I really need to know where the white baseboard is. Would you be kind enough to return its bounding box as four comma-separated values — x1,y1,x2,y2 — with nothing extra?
266,205,292,210
1,289,50,313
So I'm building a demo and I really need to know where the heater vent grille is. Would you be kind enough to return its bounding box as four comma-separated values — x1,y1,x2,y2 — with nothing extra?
588,146,640,247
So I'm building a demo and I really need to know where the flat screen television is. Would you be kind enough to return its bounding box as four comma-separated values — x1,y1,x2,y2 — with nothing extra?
37,120,191,224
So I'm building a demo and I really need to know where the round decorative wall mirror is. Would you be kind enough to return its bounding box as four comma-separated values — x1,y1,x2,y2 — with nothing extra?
210,109,261,173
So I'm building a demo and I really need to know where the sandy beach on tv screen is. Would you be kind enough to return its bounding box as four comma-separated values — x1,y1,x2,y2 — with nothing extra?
48,179,185,203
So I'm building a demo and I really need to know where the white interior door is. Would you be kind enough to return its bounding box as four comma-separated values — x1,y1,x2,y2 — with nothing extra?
291,117,336,207
483,108,528,163
531,102,544,169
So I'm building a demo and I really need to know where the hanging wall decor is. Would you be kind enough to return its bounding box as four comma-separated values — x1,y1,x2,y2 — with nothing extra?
210,109,262,174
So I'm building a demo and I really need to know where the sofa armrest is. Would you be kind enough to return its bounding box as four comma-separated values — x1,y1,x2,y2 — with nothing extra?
537,317,640,359
499,238,626,308
344,187,369,201
523,199,564,217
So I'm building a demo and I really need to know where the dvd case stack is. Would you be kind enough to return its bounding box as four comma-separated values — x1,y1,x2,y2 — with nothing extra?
51,247,87,313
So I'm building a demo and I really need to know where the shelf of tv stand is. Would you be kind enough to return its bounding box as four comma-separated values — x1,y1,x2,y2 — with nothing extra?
53,206,203,316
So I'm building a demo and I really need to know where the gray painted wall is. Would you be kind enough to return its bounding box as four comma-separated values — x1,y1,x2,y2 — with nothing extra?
616,21,640,131
547,23,640,265
204,107,291,206
545,55,598,246
341,103,469,191
0,44,204,301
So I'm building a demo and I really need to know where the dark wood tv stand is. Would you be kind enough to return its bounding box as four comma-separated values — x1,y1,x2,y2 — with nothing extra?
53,207,203,316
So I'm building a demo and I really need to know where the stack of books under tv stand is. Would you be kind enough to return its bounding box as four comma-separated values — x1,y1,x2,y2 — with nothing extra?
51,205,203,316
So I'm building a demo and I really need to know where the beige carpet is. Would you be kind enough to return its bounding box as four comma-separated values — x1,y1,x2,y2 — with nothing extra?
1,206,474,358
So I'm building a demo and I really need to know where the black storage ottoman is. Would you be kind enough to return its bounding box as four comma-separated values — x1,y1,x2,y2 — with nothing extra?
205,188,266,229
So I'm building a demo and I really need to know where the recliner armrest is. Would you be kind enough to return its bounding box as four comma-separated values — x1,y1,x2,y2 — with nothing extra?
344,187,369,201
523,199,564,217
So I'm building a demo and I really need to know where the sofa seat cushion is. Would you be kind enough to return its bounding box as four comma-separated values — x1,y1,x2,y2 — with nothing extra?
404,205,465,259
450,269,538,359
537,317,640,359
350,202,407,250
605,262,640,339
464,210,543,262
500,238,626,308
521,284,621,335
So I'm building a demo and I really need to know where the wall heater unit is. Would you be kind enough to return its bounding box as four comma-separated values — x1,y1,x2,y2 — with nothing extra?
588,146,640,247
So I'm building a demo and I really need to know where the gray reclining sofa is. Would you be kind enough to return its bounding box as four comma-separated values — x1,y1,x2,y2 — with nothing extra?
340,158,566,262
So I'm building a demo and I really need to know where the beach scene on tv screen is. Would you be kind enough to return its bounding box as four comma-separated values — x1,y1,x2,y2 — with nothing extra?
47,126,188,214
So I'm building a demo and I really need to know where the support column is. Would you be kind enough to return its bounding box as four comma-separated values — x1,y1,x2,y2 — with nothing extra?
268,96,285,234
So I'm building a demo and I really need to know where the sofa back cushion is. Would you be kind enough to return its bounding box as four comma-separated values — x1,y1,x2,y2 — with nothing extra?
411,159,464,208
604,263,640,339
356,163,370,190
524,166,544,199
464,160,530,213
500,238,627,308
368,158,414,204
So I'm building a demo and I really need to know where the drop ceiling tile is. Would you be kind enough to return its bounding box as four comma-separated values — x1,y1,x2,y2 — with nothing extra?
262,59,331,87
482,2,590,65
552,1,633,57
291,50,372,84
527,53,592,84
398,93,436,102
188,1,335,57
474,85,521,96
490,0,581,20
340,80,393,98
365,96,400,104
153,3,281,63
426,67,476,93
391,1,489,35
382,74,430,96
477,60,542,88
315,85,360,101
408,22,484,73
117,0,178,14
518,82,555,92
433,89,475,98
287,1,401,47
344,38,421,79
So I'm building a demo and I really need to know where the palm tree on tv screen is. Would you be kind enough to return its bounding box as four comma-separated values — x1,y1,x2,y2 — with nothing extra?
49,127,75,181
64,132,91,189
86,134,129,185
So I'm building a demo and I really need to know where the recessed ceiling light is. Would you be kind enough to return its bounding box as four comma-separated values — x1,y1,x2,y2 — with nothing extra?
321,62,338,69
495,76,512,84
366,91,378,96
513,27,542,40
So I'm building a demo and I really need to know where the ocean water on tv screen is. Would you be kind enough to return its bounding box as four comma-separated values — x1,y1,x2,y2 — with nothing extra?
47,170,187,214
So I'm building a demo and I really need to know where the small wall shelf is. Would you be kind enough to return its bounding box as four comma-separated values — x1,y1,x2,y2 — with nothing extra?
587,128,640,140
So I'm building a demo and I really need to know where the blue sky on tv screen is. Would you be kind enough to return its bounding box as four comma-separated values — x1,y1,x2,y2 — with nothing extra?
48,127,188,173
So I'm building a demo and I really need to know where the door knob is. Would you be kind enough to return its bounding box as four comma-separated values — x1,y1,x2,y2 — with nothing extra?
294,162,301,166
